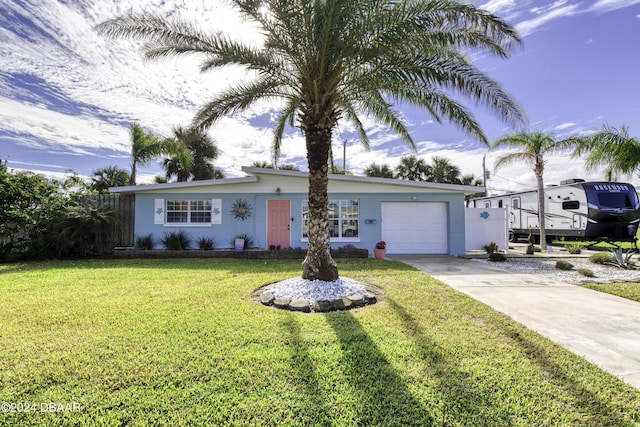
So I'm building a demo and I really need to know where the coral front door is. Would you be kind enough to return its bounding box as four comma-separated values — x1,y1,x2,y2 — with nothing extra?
268,200,290,248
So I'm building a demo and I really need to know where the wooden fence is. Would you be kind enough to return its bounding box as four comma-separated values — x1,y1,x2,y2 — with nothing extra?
93,193,135,248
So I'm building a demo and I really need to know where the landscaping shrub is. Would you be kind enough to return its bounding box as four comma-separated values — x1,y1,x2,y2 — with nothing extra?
488,252,506,262
566,244,582,254
578,268,595,277
589,252,615,265
197,236,216,250
161,231,191,250
483,242,499,254
135,233,154,250
555,260,574,270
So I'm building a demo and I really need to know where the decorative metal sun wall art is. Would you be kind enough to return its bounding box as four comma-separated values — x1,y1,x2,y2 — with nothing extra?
231,199,252,221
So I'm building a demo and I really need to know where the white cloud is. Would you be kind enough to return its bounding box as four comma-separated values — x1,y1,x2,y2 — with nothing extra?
589,0,640,13
515,4,580,36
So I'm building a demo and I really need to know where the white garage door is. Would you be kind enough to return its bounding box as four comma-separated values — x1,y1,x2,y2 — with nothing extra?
381,202,448,254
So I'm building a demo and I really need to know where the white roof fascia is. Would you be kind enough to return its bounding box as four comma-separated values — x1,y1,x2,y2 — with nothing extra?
108,176,259,194
241,167,481,195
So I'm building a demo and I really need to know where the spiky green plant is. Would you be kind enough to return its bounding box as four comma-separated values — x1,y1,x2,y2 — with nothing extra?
161,231,191,250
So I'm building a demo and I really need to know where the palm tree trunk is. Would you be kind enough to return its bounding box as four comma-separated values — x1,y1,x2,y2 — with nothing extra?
130,161,137,186
536,174,547,251
301,124,339,281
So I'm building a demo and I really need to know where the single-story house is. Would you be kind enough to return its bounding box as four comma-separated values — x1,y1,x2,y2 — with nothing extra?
110,167,481,255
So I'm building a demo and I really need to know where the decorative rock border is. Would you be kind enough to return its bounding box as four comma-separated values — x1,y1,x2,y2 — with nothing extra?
254,285,383,313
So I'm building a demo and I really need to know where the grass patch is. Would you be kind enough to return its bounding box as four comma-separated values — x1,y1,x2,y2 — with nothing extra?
583,282,640,303
1,259,639,426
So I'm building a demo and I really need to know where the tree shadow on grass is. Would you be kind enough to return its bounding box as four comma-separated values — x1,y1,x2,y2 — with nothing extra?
384,296,513,425
386,295,639,425
325,311,435,426
502,324,640,425
279,314,335,424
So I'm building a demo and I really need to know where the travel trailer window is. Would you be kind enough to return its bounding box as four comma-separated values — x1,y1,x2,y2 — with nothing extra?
562,201,580,210
512,198,520,209
498,200,503,208
597,192,634,209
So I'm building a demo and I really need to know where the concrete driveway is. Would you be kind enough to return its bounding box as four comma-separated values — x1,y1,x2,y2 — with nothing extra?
389,254,640,389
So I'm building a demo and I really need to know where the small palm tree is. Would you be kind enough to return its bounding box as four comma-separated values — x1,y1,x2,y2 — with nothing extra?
250,161,273,169
425,156,462,184
163,126,220,182
395,155,429,181
570,124,640,180
460,173,485,204
90,166,130,193
492,131,572,250
98,0,525,281
129,123,164,186
364,163,395,178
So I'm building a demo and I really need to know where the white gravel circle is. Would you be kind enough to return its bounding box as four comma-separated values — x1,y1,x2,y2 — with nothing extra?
272,277,366,303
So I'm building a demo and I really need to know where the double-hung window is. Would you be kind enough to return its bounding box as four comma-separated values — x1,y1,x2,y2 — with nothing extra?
166,200,212,224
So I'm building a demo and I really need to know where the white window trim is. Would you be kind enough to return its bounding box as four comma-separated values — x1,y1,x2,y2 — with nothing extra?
156,198,222,226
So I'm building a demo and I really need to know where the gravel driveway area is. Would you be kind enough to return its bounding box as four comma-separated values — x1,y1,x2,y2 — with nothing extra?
472,256,640,284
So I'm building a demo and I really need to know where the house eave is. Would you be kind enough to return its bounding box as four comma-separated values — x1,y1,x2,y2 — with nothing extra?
109,176,259,194
241,167,482,195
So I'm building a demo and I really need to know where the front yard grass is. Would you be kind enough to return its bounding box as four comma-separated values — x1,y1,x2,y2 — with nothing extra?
1,258,639,426
583,282,640,303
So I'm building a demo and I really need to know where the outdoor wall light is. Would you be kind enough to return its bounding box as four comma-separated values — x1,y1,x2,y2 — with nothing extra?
276,187,281,196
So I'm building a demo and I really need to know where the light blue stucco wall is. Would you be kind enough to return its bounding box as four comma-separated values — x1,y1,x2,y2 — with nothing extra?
133,191,467,255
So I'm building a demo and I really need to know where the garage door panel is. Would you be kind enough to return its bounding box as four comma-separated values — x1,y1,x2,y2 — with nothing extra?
381,202,448,254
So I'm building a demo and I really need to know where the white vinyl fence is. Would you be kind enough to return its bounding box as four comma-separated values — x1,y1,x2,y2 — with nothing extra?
465,208,509,253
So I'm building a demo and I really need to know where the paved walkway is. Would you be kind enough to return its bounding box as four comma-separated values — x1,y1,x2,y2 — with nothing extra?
388,255,640,389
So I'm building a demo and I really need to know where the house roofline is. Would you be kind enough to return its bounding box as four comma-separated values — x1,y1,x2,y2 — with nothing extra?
108,167,483,195
109,176,259,194
241,167,483,194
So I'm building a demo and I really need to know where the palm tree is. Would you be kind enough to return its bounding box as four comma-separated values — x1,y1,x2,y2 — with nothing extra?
395,155,429,181
460,174,483,187
425,156,462,184
250,161,273,169
129,123,164,186
364,163,395,178
460,173,485,204
163,126,220,182
98,0,525,281
570,124,640,180
90,166,130,193
492,132,572,250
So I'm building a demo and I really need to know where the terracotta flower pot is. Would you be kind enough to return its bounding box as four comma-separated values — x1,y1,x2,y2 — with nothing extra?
374,248,386,259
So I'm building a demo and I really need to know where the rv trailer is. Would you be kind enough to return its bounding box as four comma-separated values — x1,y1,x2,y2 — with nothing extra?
470,179,640,243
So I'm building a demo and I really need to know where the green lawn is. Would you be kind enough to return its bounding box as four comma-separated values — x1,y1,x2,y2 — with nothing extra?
1,259,639,426
583,282,640,303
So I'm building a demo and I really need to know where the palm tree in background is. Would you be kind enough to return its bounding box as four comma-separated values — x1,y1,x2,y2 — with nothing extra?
364,163,395,178
163,126,220,182
492,132,572,250
569,124,640,181
129,123,164,185
460,173,485,204
250,161,300,171
395,155,429,181
425,156,462,184
90,166,130,193
98,0,525,281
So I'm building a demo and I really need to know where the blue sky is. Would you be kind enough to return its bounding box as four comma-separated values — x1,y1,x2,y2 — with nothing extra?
1,0,640,194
